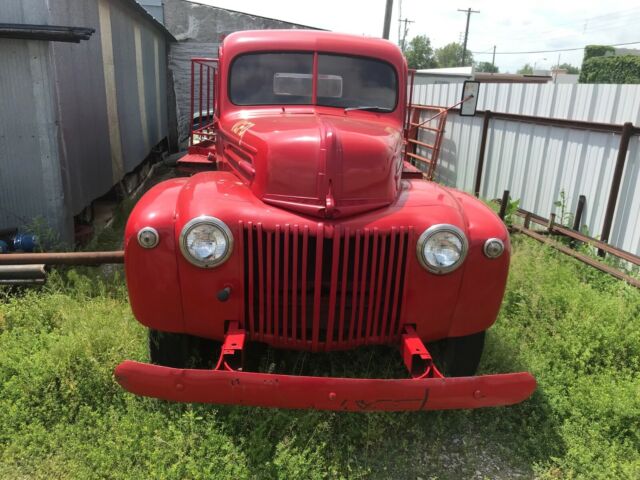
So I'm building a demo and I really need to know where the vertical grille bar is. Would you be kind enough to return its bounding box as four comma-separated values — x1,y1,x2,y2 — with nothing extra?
282,224,290,340
265,229,272,338
380,227,397,340
356,228,371,341
291,225,299,341
311,224,324,350
390,226,409,338
246,221,255,334
325,226,341,348
274,225,281,337
349,230,362,343
365,229,380,339
256,223,265,340
238,220,246,328
338,227,350,344
372,230,388,338
300,225,309,343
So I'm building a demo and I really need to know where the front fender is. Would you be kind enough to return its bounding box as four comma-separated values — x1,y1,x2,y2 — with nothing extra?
125,178,188,332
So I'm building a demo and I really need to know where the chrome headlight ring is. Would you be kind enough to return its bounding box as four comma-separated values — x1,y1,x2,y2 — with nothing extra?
179,216,233,268
416,224,468,274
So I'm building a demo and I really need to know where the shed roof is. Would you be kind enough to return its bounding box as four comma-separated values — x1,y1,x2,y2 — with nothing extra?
128,0,177,41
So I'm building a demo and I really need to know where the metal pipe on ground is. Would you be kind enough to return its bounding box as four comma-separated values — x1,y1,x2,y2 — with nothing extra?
0,264,46,285
0,251,124,266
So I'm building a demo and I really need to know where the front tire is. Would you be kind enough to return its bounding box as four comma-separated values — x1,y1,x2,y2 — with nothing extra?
441,331,486,377
149,329,219,369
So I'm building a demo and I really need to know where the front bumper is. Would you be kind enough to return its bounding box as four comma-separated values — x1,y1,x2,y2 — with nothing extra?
114,361,535,411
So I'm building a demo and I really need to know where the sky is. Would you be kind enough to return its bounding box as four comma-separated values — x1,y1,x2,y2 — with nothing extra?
191,0,640,73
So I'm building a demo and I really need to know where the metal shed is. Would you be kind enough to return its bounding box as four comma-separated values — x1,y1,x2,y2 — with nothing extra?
163,0,323,146
0,0,175,244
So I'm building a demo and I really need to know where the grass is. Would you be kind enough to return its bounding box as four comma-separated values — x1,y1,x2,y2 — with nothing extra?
0,235,639,479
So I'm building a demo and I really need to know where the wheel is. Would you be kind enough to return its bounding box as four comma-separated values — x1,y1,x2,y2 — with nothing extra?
441,331,486,377
148,329,219,369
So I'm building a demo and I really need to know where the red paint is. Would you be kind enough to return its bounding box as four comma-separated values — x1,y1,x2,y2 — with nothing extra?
115,361,536,412
121,30,535,410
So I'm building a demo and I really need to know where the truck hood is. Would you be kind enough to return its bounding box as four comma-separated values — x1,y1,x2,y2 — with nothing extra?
222,114,404,218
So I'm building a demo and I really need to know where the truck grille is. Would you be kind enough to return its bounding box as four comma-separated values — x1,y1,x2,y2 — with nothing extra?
240,221,411,350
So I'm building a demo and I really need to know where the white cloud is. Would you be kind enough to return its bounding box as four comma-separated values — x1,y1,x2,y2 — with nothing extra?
190,0,640,72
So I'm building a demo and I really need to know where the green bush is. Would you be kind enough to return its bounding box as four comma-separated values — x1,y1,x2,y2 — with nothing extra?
580,55,640,84
583,45,616,62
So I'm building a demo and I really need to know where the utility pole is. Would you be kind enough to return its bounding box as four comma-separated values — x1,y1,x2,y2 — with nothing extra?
382,0,393,40
397,0,403,45
399,17,414,51
458,7,480,65
491,45,496,70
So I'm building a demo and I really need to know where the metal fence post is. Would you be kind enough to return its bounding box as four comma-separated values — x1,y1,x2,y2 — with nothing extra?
474,110,492,197
599,121,634,256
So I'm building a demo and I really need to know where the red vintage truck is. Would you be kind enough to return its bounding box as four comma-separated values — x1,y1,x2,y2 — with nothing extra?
115,30,536,411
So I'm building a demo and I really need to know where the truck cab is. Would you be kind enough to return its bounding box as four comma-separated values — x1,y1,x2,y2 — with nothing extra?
116,30,536,411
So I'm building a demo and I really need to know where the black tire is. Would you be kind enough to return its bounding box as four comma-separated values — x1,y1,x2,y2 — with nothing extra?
441,331,486,377
149,329,219,369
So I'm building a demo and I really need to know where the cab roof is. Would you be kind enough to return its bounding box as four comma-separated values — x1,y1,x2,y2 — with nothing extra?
221,30,406,70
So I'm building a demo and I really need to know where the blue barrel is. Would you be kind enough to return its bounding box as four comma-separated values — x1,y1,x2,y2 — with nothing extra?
11,233,38,252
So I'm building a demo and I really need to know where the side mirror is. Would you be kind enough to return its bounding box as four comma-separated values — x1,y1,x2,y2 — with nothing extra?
460,80,480,116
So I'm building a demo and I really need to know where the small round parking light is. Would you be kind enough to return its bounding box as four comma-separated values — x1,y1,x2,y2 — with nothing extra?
137,227,159,249
483,238,505,259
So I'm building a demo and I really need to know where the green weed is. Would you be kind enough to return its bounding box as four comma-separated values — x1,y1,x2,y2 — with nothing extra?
0,237,638,479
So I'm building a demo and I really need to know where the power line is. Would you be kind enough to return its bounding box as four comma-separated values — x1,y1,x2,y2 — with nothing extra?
472,40,640,55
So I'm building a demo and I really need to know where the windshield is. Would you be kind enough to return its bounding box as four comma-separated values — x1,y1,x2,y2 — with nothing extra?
229,52,397,111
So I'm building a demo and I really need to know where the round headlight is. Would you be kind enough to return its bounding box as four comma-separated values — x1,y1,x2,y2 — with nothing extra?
137,227,159,249
484,238,505,259
416,224,468,274
179,216,233,268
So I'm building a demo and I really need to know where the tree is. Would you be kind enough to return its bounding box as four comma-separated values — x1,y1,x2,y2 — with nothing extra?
475,61,499,73
554,62,580,74
517,63,533,74
403,35,438,69
435,42,473,68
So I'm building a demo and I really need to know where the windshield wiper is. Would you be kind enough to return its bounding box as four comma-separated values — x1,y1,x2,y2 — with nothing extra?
344,106,393,112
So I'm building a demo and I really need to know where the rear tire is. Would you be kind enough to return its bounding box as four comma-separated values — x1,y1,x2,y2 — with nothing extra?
149,329,219,369
441,331,486,377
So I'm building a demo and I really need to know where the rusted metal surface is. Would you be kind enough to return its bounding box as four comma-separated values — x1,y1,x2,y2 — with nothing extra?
405,105,448,180
0,264,46,285
477,110,640,135
0,264,46,278
0,251,124,266
601,121,634,249
189,58,218,146
512,208,640,267
474,110,491,197
512,224,640,289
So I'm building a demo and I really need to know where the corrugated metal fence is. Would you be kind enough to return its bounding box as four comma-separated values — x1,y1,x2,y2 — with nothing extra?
413,82,640,256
